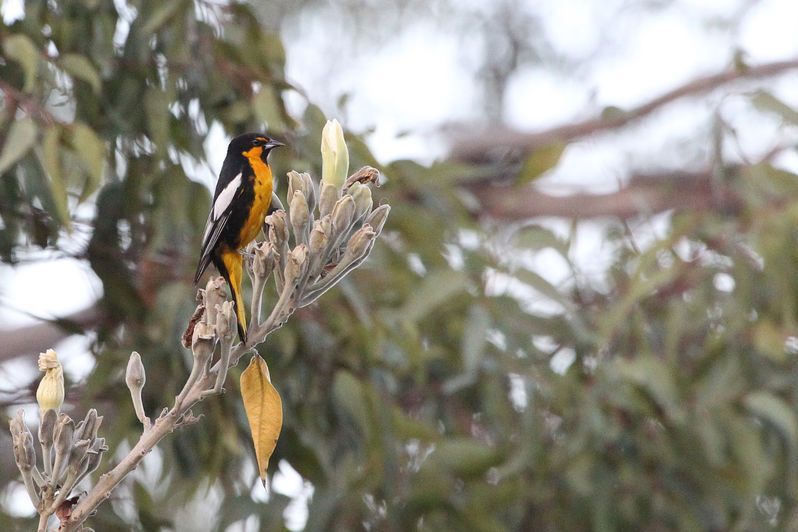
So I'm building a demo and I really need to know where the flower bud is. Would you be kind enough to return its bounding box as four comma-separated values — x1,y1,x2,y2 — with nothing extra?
215,300,235,340
83,437,108,477
36,349,64,414
301,172,317,213
287,170,300,203
343,225,377,264
126,352,148,428
331,195,356,235
318,182,339,218
39,407,57,451
321,119,349,189
309,220,329,255
74,409,101,442
348,182,373,221
365,204,390,236
126,352,146,391
252,241,277,281
290,190,310,240
67,437,91,473
10,411,35,471
284,244,308,287
52,413,75,481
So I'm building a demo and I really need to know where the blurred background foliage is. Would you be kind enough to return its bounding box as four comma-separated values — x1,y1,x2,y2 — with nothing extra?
1,0,798,530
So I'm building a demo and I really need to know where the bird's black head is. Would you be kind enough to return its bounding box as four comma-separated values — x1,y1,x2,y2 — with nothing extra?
228,132,285,162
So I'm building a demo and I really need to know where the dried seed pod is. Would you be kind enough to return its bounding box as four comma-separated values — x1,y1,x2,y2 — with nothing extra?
266,209,288,246
191,321,215,369
203,276,226,327
215,300,236,341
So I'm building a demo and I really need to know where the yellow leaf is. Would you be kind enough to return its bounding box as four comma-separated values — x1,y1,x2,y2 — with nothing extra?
240,354,283,484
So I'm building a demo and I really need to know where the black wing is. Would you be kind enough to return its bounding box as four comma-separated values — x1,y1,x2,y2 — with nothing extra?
194,171,243,283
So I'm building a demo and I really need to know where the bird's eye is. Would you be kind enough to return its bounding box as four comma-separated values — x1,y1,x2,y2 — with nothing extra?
252,139,261,146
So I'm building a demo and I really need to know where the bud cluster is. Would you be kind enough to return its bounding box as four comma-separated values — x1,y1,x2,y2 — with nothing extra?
10,351,109,514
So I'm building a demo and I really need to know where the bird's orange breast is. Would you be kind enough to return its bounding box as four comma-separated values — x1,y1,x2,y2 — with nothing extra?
241,147,274,246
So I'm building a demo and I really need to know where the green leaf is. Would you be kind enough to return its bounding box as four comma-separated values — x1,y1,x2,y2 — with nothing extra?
430,438,502,477
3,34,39,92
615,356,684,422
38,126,71,229
462,305,490,374
141,0,187,35
401,270,469,323
743,391,798,449
518,142,566,183
60,53,102,94
333,371,371,438
71,122,105,199
0,117,37,174
252,87,285,131
751,90,798,125
144,88,170,157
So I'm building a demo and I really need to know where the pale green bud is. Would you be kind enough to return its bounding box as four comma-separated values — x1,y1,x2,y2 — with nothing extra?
289,190,310,239
319,182,339,218
39,408,57,451
365,204,390,236
348,182,373,221
284,244,308,287
331,195,356,235
309,220,329,255
126,352,146,392
321,119,349,189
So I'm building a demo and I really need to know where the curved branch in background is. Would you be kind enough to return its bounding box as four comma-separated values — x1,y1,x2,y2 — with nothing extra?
0,304,103,363
468,170,743,220
450,56,798,162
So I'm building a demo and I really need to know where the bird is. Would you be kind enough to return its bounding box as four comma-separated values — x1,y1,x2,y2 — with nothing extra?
194,133,285,342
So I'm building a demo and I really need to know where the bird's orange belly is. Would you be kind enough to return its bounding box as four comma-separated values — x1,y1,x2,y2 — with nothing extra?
240,157,274,247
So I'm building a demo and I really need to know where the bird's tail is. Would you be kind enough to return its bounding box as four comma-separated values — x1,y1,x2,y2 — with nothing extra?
215,250,248,342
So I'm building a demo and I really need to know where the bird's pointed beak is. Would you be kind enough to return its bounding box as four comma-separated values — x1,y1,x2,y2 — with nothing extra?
264,139,285,150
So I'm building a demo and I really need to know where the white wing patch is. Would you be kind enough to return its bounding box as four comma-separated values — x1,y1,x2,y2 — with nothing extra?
213,172,242,220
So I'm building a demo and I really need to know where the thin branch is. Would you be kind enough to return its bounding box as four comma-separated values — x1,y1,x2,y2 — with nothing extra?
468,170,743,220
0,305,103,364
450,56,798,161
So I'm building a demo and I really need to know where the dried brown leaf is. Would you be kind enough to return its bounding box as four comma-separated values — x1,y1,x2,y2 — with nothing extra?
240,354,283,484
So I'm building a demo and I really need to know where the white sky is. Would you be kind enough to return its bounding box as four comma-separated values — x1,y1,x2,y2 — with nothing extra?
2,0,798,527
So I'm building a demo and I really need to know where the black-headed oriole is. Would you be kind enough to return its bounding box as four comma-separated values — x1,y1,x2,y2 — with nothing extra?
194,133,285,341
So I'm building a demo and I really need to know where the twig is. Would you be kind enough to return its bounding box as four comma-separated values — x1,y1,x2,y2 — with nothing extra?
450,56,798,161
